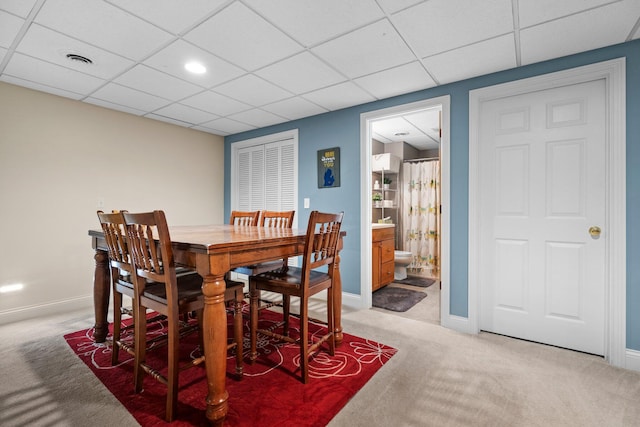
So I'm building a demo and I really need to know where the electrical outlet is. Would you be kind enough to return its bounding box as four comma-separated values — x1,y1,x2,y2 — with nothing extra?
304,198,310,209
97,198,105,209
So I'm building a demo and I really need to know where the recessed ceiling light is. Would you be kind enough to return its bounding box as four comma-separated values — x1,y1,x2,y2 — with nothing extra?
185,61,206,74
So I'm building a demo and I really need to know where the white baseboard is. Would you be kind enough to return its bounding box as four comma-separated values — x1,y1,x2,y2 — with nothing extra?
441,313,475,334
0,295,94,325
625,349,640,372
308,291,365,310
340,292,365,310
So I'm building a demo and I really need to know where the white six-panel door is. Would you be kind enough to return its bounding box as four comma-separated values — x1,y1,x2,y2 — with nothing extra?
478,79,606,355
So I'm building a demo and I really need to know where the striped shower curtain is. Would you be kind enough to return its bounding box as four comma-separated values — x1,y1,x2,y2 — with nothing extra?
401,160,440,275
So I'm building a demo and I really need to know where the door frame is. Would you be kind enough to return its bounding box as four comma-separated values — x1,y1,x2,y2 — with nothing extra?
468,58,626,367
360,96,451,325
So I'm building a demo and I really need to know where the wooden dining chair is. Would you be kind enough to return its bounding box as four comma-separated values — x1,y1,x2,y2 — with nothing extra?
97,210,174,365
97,210,139,365
123,210,244,422
249,210,344,383
233,210,295,277
229,210,260,226
260,210,295,229
232,210,295,312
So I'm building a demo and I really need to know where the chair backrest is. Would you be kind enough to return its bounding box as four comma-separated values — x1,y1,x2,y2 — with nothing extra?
96,210,131,273
260,210,295,228
122,210,178,299
301,210,344,279
229,210,260,226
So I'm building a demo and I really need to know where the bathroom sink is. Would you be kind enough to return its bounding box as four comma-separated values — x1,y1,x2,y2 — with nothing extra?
372,223,394,229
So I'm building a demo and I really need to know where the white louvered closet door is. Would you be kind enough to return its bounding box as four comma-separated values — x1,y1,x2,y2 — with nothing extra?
264,141,296,212
237,146,264,211
234,136,297,218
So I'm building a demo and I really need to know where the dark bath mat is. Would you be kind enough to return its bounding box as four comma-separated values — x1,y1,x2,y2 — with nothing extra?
372,286,427,312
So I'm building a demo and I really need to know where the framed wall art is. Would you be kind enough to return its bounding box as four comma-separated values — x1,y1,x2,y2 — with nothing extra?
317,147,340,188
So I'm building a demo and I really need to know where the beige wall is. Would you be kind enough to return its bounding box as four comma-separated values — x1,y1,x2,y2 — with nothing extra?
0,82,225,323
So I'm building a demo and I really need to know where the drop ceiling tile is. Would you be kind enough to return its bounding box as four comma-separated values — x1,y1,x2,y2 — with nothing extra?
0,47,7,63
423,35,517,84
35,0,174,60
0,10,24,48
84,97,146,116
214,74,292,107
184,2,302,71
376,0,425,14
244,0,384,46
261,97,328,121
372,112,439,150
0,0,39,18
198,117,256,134
255,52,346,94
303,81,375,111
90,82,171,112
312,19,415,79
3,53,105,95
114,65,203,101
15,24,134,79
229,108,287,128
518,0,615,28
1,74,85,100
153,103,218,125
354,61,436,99
371,132,392,143
180,90,251,117
520,0,640,65
143,40,245,88
105,0,228,34
404,108,441,133
373,116,418,136
392,0,513,57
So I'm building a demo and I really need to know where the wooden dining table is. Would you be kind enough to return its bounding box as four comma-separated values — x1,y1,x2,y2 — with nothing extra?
88,224,345,425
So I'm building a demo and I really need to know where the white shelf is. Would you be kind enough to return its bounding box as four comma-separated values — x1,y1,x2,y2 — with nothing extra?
372,168,398,223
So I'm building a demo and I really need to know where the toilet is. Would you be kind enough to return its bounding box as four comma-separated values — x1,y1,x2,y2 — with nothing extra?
394,251,413,280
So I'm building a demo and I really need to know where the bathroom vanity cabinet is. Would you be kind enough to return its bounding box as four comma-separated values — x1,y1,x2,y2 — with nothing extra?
372,225,395,291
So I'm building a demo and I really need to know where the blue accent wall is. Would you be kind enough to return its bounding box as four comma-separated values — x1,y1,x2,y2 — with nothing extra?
226,39,640,350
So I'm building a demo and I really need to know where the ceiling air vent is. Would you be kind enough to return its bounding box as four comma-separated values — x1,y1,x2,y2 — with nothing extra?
66,53,93,64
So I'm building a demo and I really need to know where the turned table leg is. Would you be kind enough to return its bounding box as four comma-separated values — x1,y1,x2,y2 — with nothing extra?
200,271,229,426
93,249,110,343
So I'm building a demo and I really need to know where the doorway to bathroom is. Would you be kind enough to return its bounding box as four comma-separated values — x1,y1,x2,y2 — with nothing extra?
360,96,450,325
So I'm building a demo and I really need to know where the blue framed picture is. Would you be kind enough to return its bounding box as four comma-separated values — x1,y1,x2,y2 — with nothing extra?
317,147,340,188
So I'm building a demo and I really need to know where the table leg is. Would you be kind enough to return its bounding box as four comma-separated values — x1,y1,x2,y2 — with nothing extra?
201,273,229,426
333,238,344,346
93,249,110,343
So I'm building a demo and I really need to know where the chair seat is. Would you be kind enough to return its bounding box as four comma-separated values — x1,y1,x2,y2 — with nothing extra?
142,276,243,306
142,274,203,305
252,266,331,293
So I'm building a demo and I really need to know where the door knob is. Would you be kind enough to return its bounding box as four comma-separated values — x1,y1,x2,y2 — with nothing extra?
589,226,601,237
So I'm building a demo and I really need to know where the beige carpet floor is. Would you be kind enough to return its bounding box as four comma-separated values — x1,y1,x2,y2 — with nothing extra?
2,294,640,426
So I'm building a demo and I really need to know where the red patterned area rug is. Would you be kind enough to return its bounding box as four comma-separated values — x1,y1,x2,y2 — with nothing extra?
64,309,396,426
